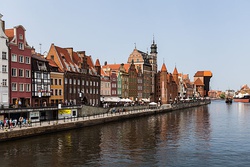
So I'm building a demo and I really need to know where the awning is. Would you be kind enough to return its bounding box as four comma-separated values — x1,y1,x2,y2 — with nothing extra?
149,102,157,105
101,97,121,102
120,98,132,102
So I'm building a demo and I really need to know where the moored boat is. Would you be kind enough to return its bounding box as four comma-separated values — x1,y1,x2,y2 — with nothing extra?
225,97,232,103
233,95,250,103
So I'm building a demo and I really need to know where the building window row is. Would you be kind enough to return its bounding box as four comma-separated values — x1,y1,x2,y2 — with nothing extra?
51,78,62,85
11,68,31,78
65,78,99,87
11,83,31,92
11,54,30,64
51,89,62,96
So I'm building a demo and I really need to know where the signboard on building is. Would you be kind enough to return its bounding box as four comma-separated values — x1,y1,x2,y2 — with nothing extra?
30,111,40,122
58,109,78,119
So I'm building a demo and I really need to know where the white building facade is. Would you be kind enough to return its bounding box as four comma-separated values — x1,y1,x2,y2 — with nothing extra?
0,14,9,107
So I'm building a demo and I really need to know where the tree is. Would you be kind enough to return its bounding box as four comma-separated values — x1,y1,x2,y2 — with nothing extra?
220,92,225,99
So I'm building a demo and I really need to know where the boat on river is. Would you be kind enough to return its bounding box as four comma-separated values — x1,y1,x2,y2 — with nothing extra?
225,97,232,103
233,94,250,103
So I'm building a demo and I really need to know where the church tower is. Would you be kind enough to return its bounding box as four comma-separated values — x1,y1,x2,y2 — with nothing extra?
150,36,158,73
150,36,158,101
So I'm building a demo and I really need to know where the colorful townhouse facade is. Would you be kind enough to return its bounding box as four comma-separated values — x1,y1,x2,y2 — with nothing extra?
47,58,64,106
31,51,51,107
0,14,212,109
46,44,101,106
5,24,32,107
0,14,9,108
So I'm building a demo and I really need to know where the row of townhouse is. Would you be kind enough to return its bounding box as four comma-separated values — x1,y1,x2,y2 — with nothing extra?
0,15,101,108
0,14,212,108
99,42,213,104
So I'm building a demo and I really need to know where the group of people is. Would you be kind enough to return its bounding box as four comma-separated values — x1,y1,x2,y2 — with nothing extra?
0,117,31,130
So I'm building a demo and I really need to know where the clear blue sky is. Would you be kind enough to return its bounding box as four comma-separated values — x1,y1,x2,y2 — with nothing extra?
1,0,250,91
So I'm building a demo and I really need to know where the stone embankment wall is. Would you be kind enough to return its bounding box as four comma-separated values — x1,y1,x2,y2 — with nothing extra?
0,100,210,142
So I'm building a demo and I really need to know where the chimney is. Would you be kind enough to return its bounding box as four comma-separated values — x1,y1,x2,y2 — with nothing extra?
31,47,36,54
104,61,107,66
66,48,73,61
0,14,5,32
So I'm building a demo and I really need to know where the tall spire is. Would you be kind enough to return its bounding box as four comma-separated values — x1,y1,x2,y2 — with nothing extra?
150,35,157,54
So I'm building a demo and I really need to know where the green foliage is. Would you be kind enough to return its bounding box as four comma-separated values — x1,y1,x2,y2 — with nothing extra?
220,93,225,99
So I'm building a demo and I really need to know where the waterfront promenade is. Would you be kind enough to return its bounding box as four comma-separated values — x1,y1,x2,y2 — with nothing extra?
0,99,210,142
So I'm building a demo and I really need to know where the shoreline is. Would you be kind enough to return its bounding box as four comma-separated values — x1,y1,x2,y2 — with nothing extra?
0,100,210,142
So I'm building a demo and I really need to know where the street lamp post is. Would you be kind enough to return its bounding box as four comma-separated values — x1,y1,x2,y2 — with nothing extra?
79,92,82,105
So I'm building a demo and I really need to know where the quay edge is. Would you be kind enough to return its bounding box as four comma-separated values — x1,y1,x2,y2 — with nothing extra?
0,100,210,142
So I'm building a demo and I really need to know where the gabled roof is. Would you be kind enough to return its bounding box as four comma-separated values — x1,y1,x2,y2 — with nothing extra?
54,45,81,73
101,68,109,77
194,78,204,86
88,56,98,75
95,59,101,66
173,66,178,75
49,44,98,75
5,25,27,42
102,63,130,72
5,28,14,41
47,59,58,67
32,54,47,62
161,63,167,72
73,51,81,64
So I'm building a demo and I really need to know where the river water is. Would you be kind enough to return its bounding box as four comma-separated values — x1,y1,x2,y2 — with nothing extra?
1,100,250,167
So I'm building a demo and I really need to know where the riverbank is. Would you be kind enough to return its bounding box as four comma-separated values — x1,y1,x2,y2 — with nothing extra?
0,99,210,142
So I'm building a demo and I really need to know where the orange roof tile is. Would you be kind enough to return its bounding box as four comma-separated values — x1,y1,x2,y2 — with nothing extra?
73,51,81,64
54,45,79,72
5,28,14,41
204,71,212,76
173,66,178,75
194,78,204,86
194,71,212,77
161,63,167,72
47,59,58,67
86,56,94,68
101,68,109,76
102,63,130,72
123,64,130,72
95,59,101,66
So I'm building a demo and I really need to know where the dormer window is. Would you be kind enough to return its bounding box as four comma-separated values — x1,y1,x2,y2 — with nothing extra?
19,34,23,40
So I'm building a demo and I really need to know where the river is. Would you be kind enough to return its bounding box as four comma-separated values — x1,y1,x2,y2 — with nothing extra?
1,100,250,167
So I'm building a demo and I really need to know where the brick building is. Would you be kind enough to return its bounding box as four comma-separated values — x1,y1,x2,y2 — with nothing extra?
5,25,32,107
157,63,178,104
194,71,212,97
46,44,101,106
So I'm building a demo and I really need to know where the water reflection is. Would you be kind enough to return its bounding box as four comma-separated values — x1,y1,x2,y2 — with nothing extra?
1,102,250,166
